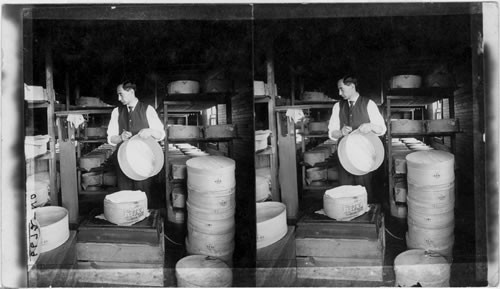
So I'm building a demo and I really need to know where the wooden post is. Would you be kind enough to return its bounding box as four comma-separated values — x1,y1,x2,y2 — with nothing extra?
60,140,79,226
277,111,299,222
45,37,59,207
471,10,487,283
266,48,280,202
65,71,70,110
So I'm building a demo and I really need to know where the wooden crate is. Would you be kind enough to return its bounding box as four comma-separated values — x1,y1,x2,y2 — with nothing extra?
78,209,163,245
28,230,78,287
295,204,385,282
256,226,296,287
75,209,166,287
296,204,382,240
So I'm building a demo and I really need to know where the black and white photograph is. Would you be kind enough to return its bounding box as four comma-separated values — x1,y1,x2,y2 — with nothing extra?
1,1,499,288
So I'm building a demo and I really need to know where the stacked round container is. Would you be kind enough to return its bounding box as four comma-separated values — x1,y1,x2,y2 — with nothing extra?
185,156,236,265
405,150,455,260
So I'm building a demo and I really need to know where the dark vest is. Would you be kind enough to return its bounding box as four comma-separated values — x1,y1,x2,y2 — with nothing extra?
118,101,150,135
339,96,371,130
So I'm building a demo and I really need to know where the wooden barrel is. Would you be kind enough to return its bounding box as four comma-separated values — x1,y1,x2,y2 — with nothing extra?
34,206,70,253
186,156,236,192
406,150,455,186
175,255,232,287
338,130,384,175
394,249,450,287
256,202,287,249
117,135,164,181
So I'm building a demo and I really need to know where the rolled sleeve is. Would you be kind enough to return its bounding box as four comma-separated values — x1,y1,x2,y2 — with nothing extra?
107,107,120,145
328,102,341,141
146,105,166,141
367,100,387,136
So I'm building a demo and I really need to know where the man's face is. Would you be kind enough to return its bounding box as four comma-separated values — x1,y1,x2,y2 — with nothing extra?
117,85,134,105
337,80,356,101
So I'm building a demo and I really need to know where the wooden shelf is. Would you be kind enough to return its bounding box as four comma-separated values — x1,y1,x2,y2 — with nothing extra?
391,132,459,137
55,108,114,116
275,104,334,111
386,87,455,106
167,137,236,142
254,95,271,103
299,133,329,138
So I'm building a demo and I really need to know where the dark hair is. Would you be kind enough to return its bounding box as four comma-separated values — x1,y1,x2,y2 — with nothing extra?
120,80,137,91
341,75,358,88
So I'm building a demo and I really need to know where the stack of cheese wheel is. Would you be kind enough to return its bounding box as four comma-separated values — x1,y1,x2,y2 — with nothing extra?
185,156,236,265
394,249,451,287
175,255,232,287
405,150,455,260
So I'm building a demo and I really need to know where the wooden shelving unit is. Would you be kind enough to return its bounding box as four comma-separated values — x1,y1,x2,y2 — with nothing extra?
162,93,236,222
384,87,460,215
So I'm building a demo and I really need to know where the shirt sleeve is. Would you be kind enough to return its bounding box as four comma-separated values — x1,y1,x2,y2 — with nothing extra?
367,99,387,136
327,102,341,141
146,105,166,141
106,107,120,145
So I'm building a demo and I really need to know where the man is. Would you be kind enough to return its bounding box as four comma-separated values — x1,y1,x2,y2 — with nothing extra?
328,75,386,202
107,80,165,207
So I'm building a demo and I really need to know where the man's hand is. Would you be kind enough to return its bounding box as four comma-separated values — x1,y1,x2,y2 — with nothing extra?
137,128,153,139
121,130,132,141
358,123,373,133
341,125,352,136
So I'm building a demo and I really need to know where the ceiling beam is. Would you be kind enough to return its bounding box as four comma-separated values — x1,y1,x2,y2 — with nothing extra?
23,4,253,21
253,3,480,19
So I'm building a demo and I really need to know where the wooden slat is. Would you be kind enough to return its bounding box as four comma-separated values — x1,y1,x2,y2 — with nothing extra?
76,261,165,287
76,242,165,264
296,256,384,282
59,140,79,225
296,237,384,259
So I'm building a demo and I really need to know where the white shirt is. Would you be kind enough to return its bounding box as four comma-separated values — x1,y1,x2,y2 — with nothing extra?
107,103,165,145
328,97,387,141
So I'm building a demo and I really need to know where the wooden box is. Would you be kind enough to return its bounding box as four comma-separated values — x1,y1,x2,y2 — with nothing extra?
391,119,424,134
256,226,296,287
78,209,163,245
426,118,460,133
295,204,385,282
